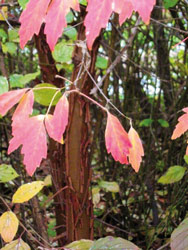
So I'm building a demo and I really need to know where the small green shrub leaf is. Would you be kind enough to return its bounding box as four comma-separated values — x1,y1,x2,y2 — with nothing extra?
34,83,62,106
158,166,186,184
66,239,93,250
99,181,119,193
0,164,19,183
90,236,140,250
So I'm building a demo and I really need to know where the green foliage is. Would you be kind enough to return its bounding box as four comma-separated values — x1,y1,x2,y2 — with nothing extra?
158,166,186,184
18,0,29,9
34,83,62,106
139,118,153,127
164,0,179,8
64,26,78,40
2,42,17,55
0,76,8,94
9,72,40,88
157,119,169,128
184,155,188,165
52,40,74,63
0,164,19,183
96,56,108,69
90,236,140,250
98,181,119,193
66,240,93,250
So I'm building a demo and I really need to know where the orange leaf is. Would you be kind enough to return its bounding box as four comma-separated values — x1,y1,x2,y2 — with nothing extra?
45,94,69,143
105,112,132,164
128,126,144,172
171,108,188,140
0,88,28,116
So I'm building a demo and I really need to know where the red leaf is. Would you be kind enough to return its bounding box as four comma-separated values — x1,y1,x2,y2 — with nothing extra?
130,0,156,24
0,88,28,116
171,108,188,140
45,94,69,143
9,115,47,176
44,0,79,50
105,112,132,164
84,0,156,49
19,0,51,49
8,91,46,176
128,126,144,172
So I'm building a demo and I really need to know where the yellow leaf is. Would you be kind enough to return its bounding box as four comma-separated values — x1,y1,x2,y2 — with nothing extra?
1,238,31,250
0,212,19,243
44,175,52,186
0,7,8,21
12,181,44,203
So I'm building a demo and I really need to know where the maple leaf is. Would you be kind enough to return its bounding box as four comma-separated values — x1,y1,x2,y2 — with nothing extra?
171,108,188,140
84,0,156,49
105,112,132,164
9,90,34,152
44,0,80,50
128,126,144,172
19,0,51,49
9,115,47,176
8,90,47,176
45,94,69,143
0,88,28,116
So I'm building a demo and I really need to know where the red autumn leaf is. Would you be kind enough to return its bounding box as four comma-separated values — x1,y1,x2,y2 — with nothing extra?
171,108,188,140
44,0,79,50
19,0,51,49
84,0,156,49
8,90,47,176
0,88,28,116
128,126,144,172
9,115,47,176
45,94,69,143
105,112,132,164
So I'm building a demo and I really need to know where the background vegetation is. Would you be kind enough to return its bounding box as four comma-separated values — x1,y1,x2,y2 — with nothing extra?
0,0,188,249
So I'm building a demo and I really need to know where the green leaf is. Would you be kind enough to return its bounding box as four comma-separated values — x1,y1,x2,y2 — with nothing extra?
8,29,19,42
0,76,8,94
2,42,17,55
66,240,93,250
139,118,153,127
0,164,19,183
66,11,74,23
79,0,87,6
47,219,56,237
64,26,77,40
0,28,8,40
157,119,169,128
184,155,188,165
158,166,186,184
18,0,29,9
34,83,62,106
164,0,179,9
90,236,140,250
99,181,120,193
171,218,188,250
92,187,100,206
96,56,108,69
52,40,74,63
10,72,40,88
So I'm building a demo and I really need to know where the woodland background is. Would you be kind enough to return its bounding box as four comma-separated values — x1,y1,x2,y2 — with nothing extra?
0,0,188,249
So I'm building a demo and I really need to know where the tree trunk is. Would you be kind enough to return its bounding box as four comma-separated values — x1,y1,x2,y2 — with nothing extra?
35,9,100,246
